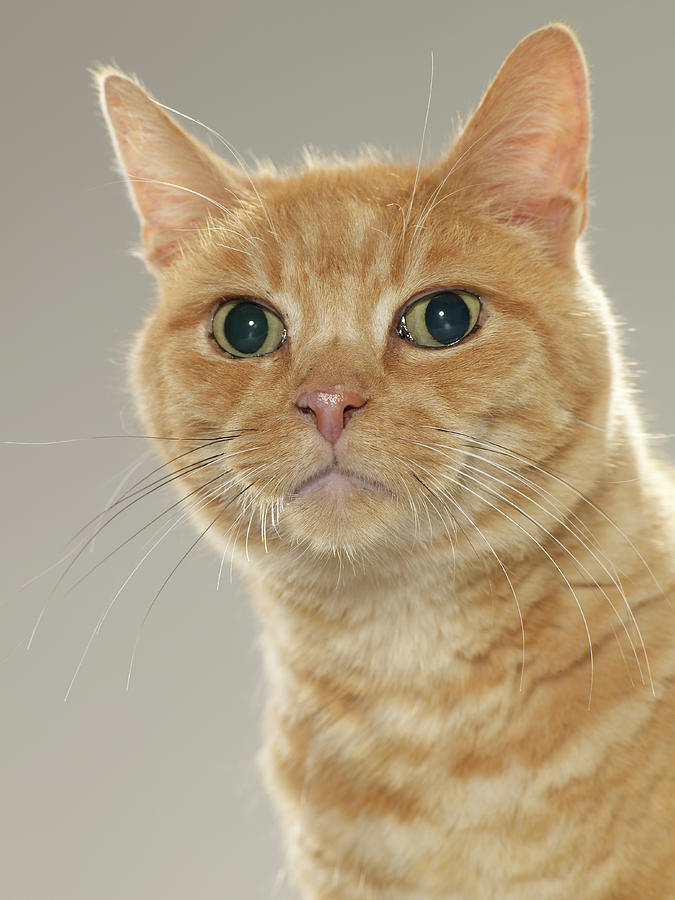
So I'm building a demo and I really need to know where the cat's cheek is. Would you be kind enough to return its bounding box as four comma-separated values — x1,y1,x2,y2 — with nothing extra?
127,321,170,437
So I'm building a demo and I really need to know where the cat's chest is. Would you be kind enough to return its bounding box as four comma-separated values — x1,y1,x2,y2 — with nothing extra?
254,573,675,897
262,675,592,897
260,648,674,899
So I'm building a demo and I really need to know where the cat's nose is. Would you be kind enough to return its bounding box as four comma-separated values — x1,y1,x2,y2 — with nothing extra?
295,387,367,444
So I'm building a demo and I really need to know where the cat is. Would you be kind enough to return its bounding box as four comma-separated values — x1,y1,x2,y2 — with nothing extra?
96,23,675,899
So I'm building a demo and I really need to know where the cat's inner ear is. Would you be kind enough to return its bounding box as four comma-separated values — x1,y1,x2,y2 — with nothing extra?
428,24,590,260
97,69,248,271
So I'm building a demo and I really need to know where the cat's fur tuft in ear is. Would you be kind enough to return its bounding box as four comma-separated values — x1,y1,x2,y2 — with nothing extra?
429,23,590,263
95,65,248,272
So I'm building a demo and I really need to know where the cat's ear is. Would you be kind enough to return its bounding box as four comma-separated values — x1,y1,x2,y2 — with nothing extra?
432,24,590,262
96,67,248,272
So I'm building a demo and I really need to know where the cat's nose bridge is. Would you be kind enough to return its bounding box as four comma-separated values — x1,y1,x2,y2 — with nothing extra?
295,387,368,444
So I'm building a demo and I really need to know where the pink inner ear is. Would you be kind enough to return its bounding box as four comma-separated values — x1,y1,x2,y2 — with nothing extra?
100,71,244,270
141,218,203,268
431,25,590,253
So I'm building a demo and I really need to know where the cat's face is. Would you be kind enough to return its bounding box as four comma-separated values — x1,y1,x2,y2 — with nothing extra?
102,25,612,565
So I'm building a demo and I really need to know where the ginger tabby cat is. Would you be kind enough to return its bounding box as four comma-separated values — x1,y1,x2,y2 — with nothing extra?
97,24,675,899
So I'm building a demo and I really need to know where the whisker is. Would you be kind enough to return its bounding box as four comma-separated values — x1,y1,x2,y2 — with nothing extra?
476,472,650,690
262,495,276,553
413,181,495,233
89,452,151,555
216,546,227,591
66,465,239,593
240,465,274,561
448,473,594,704
26,464,234,648
63,441,261,581
63,478,230,701
263,473,289,544
208,462,273,570
89,440,262,533
463,459,646,688
412,109,542,241
1,440,243,612
404,466,486,575
405,437,650,688
400,457,525,690
1,433,233,446
68,450,228,548
51,455,229,594
460,448,618,576
408,469,436,539
393,459,463,558
126,177,246,245
109,432,255,507
457,452,650,681
394,469,422,539
125,482,254,691
402,436,596,703
402,51,434,245
154,101,280,241
422,425,665,598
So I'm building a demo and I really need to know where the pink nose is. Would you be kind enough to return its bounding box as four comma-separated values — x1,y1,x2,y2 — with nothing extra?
295,387,367,443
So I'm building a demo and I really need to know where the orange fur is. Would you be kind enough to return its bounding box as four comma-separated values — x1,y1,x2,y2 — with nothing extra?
97,24,675,899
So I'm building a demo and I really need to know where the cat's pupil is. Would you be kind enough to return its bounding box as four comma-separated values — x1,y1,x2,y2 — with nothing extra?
224,302,268,354
425,292,471,345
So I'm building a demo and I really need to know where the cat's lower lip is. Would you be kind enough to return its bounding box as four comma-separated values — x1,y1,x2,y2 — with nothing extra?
295,467,385,496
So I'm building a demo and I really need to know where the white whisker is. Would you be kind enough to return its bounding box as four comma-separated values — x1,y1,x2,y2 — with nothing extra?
155,100,279,240
400,457,526,691
126,482,253,691
407,437,651,689
423,425,666,600
64,478,231,702
403,51,434,243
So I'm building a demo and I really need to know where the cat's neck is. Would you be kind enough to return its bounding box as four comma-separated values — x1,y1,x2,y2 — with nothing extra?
244,426,674,692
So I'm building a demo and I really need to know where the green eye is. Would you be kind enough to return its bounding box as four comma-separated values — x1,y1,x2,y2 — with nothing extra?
398,290,481,348
212,300,286,358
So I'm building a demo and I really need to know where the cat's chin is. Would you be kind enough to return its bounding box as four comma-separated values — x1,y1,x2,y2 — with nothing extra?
279,468,406,555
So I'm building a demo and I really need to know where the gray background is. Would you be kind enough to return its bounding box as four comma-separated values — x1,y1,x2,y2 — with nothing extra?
1,1,673,898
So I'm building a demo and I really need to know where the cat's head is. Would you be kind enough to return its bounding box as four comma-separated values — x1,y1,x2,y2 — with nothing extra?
98,25,616,571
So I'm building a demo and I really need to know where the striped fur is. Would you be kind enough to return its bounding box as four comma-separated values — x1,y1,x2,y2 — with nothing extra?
98,24,675,899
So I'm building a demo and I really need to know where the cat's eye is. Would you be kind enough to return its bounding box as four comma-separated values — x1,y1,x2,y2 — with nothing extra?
212,300,286,358
397,290,481,348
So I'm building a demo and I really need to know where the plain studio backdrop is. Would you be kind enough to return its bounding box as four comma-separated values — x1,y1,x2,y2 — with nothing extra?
1,1,673,897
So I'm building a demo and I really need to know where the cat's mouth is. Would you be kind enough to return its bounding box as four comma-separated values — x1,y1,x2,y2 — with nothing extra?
294,466,389,498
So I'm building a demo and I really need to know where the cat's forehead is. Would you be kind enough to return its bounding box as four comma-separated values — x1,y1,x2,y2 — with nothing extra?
248,162,455,324
266,162,412,281
174,159,540,345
